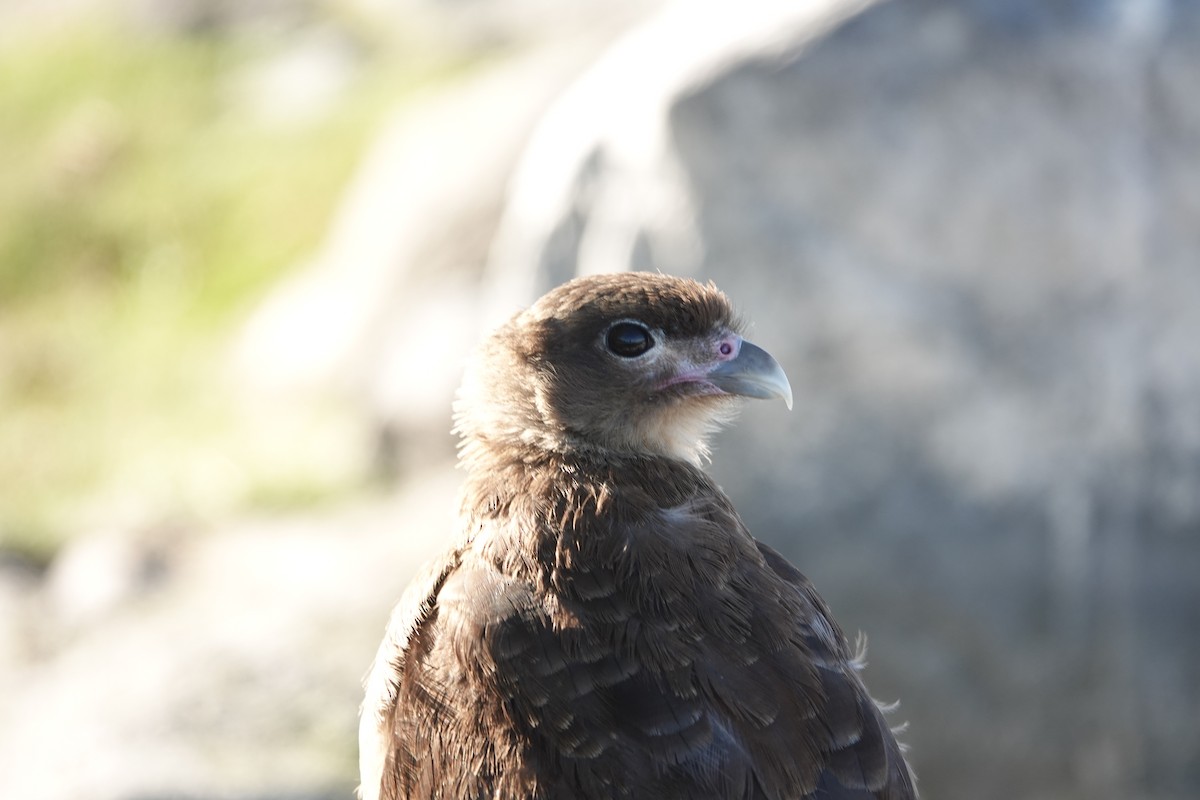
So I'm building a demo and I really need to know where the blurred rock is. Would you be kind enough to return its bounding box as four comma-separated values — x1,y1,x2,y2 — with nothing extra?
0,0,656,49
485,0,1200,797
0,0,315,39
228,26,364,125
0,471,459,800
394,0,661,52
233,23,663,472
0,554,42,670
45,526,169,634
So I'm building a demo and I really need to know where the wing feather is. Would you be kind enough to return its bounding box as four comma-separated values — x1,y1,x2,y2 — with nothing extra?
754,540,917,799
362,465,915,800
359,551,460,800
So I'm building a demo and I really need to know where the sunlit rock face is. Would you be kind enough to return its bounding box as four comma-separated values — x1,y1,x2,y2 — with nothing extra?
485,1,1200,797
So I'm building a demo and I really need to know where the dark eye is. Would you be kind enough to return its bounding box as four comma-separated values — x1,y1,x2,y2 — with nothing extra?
606,322,654,357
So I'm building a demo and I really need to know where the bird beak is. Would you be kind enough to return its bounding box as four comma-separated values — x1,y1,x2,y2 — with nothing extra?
706,339,794,410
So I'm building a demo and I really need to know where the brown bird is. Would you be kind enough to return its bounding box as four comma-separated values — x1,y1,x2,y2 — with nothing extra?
360,272,916,800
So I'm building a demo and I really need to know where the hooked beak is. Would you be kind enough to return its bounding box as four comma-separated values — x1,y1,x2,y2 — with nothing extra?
706,338,793,410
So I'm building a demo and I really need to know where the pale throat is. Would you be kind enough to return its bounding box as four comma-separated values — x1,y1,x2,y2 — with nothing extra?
623,401,742,466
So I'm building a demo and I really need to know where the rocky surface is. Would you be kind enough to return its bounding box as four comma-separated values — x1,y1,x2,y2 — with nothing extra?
483,0,1200,798
0,471,459,800
232,12,666,475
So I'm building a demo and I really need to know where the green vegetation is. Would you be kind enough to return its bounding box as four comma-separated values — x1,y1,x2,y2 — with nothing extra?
0,18,462,560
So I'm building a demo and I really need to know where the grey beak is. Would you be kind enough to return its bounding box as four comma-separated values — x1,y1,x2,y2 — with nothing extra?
706,339,793,410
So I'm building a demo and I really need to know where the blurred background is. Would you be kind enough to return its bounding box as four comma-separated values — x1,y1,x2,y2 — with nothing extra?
1,0,1198,798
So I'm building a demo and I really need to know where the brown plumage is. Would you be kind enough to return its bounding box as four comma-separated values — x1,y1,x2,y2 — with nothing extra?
359,272,916,800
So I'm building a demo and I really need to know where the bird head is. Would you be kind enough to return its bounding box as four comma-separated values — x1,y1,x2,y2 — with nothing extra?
455,273,792,467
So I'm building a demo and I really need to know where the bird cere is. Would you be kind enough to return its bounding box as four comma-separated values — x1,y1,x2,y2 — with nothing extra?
360,272,916,799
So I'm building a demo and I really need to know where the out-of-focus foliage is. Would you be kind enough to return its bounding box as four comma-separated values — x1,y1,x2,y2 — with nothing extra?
0,16,462,560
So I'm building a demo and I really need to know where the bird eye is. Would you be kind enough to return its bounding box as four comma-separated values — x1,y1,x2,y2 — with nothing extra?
606,322,654,358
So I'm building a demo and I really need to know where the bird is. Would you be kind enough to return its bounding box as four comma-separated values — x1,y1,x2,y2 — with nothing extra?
359,272,916,800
